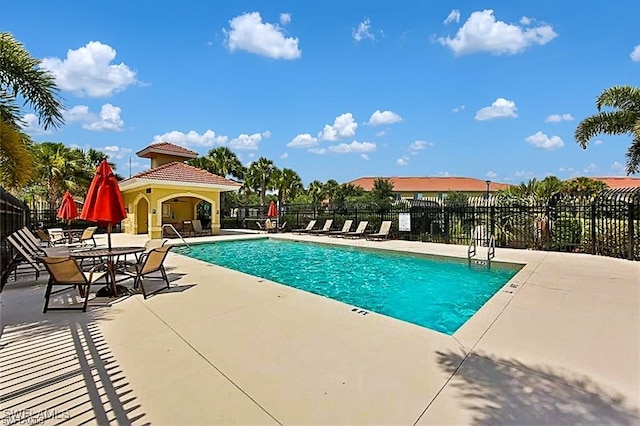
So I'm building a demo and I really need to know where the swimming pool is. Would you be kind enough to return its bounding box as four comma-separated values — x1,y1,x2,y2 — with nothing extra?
175,239,521,334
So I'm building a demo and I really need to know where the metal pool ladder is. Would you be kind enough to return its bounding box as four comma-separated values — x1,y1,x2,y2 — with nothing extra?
162,224,190,248
468,228,495,268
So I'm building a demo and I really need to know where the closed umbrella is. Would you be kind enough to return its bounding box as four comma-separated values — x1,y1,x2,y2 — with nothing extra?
267,200,277,218
81,160,127,296
57,191,78,243
80,159,126,250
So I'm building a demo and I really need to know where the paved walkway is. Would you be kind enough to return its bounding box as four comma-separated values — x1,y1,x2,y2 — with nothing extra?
1,231,638,424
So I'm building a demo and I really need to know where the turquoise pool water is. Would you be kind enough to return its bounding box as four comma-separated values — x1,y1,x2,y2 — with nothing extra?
175,239,520,334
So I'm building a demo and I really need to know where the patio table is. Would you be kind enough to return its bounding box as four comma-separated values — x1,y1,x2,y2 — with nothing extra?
70,246,144,297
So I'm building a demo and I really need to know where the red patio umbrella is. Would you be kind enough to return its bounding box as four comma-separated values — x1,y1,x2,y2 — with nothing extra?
80,159,126,249
267,200,277,218
57,191,78,243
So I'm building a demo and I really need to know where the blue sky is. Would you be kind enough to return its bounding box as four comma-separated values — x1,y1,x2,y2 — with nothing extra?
4,1,639,185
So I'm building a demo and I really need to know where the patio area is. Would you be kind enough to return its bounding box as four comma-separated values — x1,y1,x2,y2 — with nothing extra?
1,231,638,425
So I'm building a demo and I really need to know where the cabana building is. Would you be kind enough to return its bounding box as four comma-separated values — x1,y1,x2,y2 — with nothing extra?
120,142,241,239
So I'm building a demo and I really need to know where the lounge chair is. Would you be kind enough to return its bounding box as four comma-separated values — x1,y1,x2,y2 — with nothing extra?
2,233,46,291
292,220,317,234
265,219,277,233
121,246,172,299
328,220,353,237
366,221,393,241
192,219,212,236
47,228,67,246
256,221,266,233
39,256,106,312
68,226,98,248
278,221,287,232
310,219,334,235
343,221,369,239
35,229,53,246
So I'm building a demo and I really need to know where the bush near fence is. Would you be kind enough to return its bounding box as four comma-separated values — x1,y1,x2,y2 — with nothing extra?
223,188,640,261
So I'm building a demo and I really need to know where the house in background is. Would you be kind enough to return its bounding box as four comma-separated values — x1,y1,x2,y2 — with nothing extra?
348,176,512,201
119,142,241,239
587,176,640,189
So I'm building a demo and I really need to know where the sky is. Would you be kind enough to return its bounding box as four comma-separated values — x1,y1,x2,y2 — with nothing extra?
3,1,640,186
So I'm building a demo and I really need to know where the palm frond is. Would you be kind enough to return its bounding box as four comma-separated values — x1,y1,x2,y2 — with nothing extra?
596,86,640,112
574,110,637,147
625,136,640,175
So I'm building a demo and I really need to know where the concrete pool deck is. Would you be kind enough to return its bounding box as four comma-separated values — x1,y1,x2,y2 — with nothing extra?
1,231,638,424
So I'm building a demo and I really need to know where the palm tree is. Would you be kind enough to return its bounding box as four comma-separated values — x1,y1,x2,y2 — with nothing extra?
575,85,640,175
34,142,85,207
323,179,340,206
307,180,325,207
274,168,303,206
246,157,276,205
207,146,244,179
0,32,64,189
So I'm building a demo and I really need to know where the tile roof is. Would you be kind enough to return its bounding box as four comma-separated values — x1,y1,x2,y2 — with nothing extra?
136,142,198,158
588,176,640,189
348,176,511,192
122,162,242,188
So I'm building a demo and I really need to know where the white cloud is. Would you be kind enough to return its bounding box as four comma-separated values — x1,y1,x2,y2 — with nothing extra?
452,105,465,113
153,130,228,147
102,145,132,160
594,139,603,145
287,133,318,148
280,152,288,159
410,140,433,151
82,104,124,131
21,114,52,135
40,41,137,97
514,170,534,178
318,113,358,141
583,163,598,173
520,16,532,25
486,171,498,178
327,141,376,154
361,154,370,160
545,113,573,123
223,12,301,60
525,131,564,150
631,45,640,62
353,18,375,42
262,130,271,138
475,98,518,120
438,171,451,177
367,110,402,126
228,133,262,150
611,161,625,172
438,9,557,56
375,129,387,137
308,147,326,155
396,156,409,166
279,13,291,25
63,104,124,131
444,10,460,25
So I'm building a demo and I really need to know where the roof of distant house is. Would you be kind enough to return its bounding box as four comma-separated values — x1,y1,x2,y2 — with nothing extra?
120,161,241,190
348,176,511,192
136,142,198,159
586,176,640,189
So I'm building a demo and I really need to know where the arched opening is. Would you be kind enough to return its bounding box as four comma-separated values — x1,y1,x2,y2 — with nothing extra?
136,197,149,234
196,200,212,228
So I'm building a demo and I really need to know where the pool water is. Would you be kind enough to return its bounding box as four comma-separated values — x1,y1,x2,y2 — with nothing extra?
175,239,520,334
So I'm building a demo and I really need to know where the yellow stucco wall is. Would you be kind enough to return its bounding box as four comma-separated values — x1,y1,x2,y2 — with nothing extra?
122,184,222,239
150,153,190,168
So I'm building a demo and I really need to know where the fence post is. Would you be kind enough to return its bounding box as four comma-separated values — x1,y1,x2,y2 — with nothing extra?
628,202,635,260
591,202,597,255
444,209,450,244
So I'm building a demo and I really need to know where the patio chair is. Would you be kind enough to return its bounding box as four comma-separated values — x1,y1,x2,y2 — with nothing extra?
366,221,393,241
265,219,277,233
256,221,266,233
2,233,46,292
39,256,106,313
278,221,287,232
192,219,212,236
47,228,67,246
328,220,353,237
35,229,53,246
310,219,334,235
343,221,369,239
291,220,317,234
21,227,48,249
121,246,173,299
69,226,98,247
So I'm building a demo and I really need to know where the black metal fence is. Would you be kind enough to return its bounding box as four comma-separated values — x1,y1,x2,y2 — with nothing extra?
223,188,640,261
0,187,30,278
29,208,120,234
